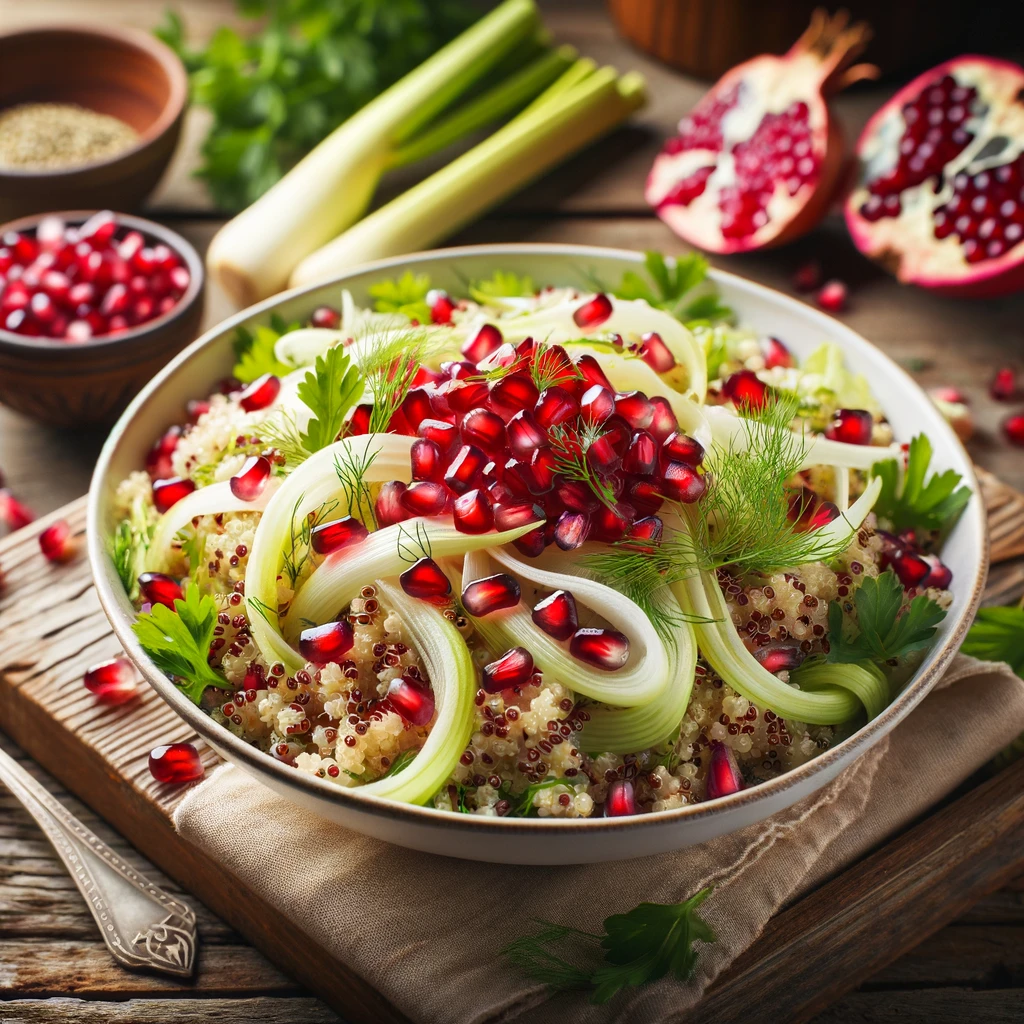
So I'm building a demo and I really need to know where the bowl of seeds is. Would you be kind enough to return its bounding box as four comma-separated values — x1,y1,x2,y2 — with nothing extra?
0,24,187,220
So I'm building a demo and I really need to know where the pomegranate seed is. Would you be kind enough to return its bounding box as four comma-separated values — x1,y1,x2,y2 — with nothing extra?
444,444,486,494
79,210,117,246
554,511,591,550
930,385,968,405
410,438,443,482
462,573,521,616
186,399,210,423
579,385,615,427
604,779,636,816
662,431,705,466
387,675,435,725
722,370,769,410
376,481,412,527
575,354,613,393
490,374,539,418
705,742,744,800
138,572,182,608
39,519,74,562
762,336,795,369
614,391,654,429
559,479,599,513
149,743,204,785
513,525,547,558
0,489,34,529
403,387,435,429
400,556,451,599
238,373,280,411
626,515,664,550
825,409,874,445
1,280,29,312
477,342,517,374
816,280,848,312
445,378,490,414
453,488,494,534
892,549,931,588
429,290,456,324
493,501,544,532
152,476,195,514
100,282,129,316
990,367,1017,401
506,410,547,455
921,555,953,590
401,480,452,516
647,396,679,441
417,418,459,452
639,332,676,373
230,455,272,501
68,281,96,306
36,215,65,249
29,291,55,323
753,643,806,673
661,462,706,503
792,261,821,292
310,305,340,329
117,231,145,261
482,647,535,692
83,657,137,704
1003,413,1024,446
4,231,37,264
572,293,613,329
586,433,621,474
299,620,355,664
462,323,503,362
535,386,579,428
461,408,506,452
311,516,368,554
788,490,840,531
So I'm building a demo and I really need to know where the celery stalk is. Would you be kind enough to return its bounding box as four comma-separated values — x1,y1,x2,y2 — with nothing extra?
207,0,543,305
289,69,647,287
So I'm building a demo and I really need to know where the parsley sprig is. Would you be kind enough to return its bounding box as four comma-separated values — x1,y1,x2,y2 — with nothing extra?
504,889,715,1004
607,251,733,327
232,314,301,383
297,347,364,453
469,269,535,304
368,271,432,323
962,605,1024,676
827,570,946,665
131,584,227,704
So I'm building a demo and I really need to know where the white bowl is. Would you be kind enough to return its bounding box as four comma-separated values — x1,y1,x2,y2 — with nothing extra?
88,244,987,864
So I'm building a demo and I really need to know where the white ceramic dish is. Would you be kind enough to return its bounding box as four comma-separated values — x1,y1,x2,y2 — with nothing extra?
88,244,987,864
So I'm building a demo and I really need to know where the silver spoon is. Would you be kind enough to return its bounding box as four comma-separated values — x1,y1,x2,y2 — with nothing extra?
0,741,197,977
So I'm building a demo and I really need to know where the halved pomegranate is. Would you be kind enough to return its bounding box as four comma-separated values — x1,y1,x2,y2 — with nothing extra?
846,57,1024,297
646,12,875,254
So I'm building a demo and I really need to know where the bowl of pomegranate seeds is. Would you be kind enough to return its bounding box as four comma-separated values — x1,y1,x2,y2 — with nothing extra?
87,244,985,863
0,209,204,425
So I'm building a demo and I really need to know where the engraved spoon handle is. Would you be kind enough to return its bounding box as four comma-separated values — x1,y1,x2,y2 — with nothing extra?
0,742,197,977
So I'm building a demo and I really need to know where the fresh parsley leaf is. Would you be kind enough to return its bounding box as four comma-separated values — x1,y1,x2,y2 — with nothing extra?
871,434,971,539
297,346,364,453
610,250,732,327
380,747,419,779
368,271,432,322
962,606,1024,676
503,888,715,1003
827,570,947,665
469,269,535,303
131,583,226,704
232,322,297,383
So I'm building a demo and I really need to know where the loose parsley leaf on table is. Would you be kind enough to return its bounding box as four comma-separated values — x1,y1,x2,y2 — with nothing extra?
297,346,364,453
871,434,971,538
962,606,1024,677
368,270,432,323
827,570,946,665
504,888,715,1004
131,584,226,704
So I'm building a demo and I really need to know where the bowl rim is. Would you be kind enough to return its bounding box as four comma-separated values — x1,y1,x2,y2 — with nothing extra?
87,242,989,836
0,210,205,352
0,23,188,180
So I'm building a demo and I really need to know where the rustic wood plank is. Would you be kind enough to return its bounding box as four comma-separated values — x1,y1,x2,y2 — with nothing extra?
809,988,1024,1024
0,997,343,1023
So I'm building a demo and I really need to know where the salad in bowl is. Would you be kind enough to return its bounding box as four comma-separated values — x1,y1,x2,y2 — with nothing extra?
103,249,975,826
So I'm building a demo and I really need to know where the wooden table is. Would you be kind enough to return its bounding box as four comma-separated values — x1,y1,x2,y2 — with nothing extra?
0,2,1022,1022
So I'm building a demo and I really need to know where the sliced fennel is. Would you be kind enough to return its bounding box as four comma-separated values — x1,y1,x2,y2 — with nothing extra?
146,478,283,573
792,661,890,722
244,434,415,669
284,516,544,644
355,581,475,805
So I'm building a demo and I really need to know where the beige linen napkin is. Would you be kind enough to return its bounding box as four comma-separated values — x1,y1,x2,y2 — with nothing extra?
175,655,1024,1024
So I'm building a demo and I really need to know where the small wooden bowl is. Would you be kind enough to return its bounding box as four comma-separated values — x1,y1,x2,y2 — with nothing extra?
0,25,187,220
0,212,205,427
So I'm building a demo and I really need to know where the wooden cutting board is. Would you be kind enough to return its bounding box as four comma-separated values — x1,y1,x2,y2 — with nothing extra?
1,477,1023,1024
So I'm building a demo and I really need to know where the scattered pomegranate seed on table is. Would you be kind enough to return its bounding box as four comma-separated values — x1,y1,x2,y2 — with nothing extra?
816,280,848,312
990,367,1017,401
149,742,205,785
0,489,34,530
83,657,138,704
38,519,75,562
1003,413,1024,446
792,261,822,292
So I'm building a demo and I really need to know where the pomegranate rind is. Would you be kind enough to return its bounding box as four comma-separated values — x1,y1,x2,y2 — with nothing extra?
845,56,1024,297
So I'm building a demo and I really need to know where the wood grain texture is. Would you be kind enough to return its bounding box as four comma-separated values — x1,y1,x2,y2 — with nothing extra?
0,997,343,1023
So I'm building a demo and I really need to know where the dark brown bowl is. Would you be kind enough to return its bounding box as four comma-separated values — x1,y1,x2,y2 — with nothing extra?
0,25,187,220
0,211,204,427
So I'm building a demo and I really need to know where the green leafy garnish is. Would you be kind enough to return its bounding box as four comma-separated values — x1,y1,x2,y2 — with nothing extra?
871,434,971,539
297,346,364,453
547,421,619,513
334,443,378,528
469,269,535,304
156,3,474,210
368,271,432,323
111,496,154,600
504,888,715,1003
610,251,732,326
380,747,419,779
232,318,299,383
827,570,946,665
962,606,1024,676
132,584,226,704
357,326,440,434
